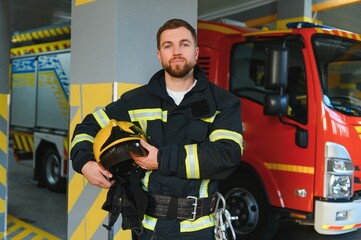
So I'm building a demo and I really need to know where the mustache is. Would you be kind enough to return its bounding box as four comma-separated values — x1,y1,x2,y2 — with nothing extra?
170,56,186,61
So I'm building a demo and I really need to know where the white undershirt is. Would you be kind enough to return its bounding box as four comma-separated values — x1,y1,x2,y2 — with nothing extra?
166,80,197,105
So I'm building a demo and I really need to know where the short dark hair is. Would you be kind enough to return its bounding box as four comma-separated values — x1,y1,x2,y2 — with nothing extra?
157,18,197,50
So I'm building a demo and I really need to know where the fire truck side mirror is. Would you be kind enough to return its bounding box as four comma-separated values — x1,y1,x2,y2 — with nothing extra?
263,94,288,116
263,46,289,116
264,46,288,90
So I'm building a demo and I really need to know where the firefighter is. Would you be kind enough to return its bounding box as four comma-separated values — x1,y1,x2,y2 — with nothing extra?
71,18,243,240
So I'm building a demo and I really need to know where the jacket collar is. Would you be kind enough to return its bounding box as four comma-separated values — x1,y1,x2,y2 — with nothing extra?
146,65,216,119
147,64,208,99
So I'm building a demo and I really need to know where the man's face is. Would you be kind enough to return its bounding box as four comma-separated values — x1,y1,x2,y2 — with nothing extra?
157,27,199,78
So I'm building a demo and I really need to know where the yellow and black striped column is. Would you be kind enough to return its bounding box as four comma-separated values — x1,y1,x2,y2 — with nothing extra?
68,82,136,239
0,94,9,239
0,0,10,238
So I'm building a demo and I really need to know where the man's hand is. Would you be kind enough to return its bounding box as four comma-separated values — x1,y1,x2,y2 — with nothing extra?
81,161,115,189
133,139,159,170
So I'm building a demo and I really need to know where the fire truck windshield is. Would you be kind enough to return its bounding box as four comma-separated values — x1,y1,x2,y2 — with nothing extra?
313,34,361,116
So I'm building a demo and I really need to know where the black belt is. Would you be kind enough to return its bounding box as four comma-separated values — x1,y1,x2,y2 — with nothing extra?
146,193,216,220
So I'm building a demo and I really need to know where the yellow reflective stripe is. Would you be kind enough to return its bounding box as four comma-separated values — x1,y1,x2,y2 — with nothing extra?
180,214,215,232
185,144,200,179
265,162,314,174
201,111,219,123
71,133,94,149
128,108,168,122
199,179,210,198
142,214,157,231
92,108,110,128
209,129,243,152
141,170,152,192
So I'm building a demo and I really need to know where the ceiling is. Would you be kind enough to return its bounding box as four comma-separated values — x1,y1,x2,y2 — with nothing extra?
7,0,361,36
9,0,71,33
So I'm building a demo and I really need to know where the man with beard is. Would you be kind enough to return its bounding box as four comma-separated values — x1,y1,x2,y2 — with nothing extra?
71,19,243,240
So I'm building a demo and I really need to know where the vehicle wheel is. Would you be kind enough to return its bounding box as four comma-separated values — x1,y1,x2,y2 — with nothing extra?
219,171,279,240
41,148,66,193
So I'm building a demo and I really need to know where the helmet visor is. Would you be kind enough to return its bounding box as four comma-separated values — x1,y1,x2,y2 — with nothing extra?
100,140,147,176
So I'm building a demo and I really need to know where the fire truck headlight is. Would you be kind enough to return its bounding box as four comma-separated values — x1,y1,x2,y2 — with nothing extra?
328,174,352,197
324,142,354,199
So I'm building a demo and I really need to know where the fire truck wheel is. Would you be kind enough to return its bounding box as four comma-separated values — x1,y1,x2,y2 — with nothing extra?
41,148,66,193
220,172,279,240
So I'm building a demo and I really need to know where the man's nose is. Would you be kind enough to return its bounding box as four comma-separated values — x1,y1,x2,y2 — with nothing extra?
173,46,181,55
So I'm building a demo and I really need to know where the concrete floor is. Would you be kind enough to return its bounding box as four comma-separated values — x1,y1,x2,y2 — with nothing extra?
8,153,67,239
6,150,361,240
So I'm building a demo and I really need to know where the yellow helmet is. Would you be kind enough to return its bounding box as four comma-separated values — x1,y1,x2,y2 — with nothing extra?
93,119,148,176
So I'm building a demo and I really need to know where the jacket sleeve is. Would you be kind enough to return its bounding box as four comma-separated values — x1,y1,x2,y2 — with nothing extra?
70,98,130,173
158,94,243,180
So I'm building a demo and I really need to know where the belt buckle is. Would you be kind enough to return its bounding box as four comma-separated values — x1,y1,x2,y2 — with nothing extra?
187,196,198,221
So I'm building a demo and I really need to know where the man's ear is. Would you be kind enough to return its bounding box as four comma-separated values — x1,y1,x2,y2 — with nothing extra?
157,50,161,61
195,47,199,60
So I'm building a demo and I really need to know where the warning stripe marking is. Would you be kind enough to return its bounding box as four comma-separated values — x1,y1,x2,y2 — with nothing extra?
75,0,96,6
68,83,134,239
322,222,361,230
64,138,69,160
6,215,61,240
10,39,70,57
315,28,361,40
12,133,34,152
12,25,71,44
0,94,8,236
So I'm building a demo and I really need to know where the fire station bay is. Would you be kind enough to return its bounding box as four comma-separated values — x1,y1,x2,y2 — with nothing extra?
1,0,361,240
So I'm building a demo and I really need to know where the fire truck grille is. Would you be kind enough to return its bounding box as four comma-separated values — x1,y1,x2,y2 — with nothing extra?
197,56,211,79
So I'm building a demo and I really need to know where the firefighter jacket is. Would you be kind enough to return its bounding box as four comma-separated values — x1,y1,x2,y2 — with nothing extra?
71,64,243,234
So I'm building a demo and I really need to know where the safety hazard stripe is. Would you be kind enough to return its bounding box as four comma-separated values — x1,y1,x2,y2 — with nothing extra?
67,83,107,239
6,215,60,240
12,24,70,44
75,0,96,6
0,94,9,237
68,83,134,239
12,133,34,152
315,28,361,40
64,138,69,160
10,39,71,57
322,222,361,230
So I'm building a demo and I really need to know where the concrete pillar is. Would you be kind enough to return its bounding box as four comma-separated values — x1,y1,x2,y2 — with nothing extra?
68,0,197,239
276,0,313,29
0,0,10,238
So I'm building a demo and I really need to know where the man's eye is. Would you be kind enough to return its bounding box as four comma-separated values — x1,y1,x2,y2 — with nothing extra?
164,45,171,49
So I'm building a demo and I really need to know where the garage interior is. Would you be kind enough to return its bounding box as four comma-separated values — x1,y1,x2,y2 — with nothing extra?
4,0,361,239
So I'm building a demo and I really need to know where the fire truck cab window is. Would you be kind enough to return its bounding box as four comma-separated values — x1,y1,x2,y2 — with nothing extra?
230,39,308,124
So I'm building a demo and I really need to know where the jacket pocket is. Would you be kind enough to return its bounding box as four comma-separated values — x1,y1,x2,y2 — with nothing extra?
186,120,209,143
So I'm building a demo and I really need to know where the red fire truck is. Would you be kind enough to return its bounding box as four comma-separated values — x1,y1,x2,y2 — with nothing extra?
197,21,361,239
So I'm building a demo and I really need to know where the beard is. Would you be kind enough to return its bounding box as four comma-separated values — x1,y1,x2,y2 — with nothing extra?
163,58,195,78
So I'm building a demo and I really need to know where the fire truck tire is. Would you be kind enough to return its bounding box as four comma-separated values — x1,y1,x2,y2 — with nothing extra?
41,148,66,193
219,172,279,240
